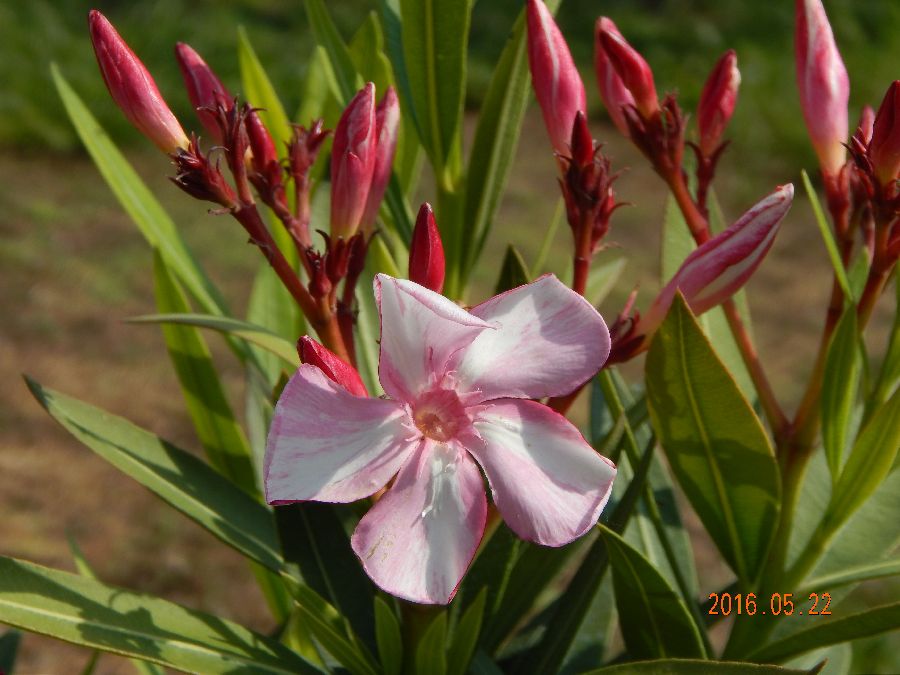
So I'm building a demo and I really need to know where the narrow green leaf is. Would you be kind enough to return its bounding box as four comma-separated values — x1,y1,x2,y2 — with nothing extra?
355,278,383,396
447,589,486,675
0,630,21,675
374,597,403,675
661,194,698,283
152,255,258,496
749,602,900,663
26,379,283,574
68,538,166,675
463,2,560,273
304,0,363,101
587,257,627,308
297,45,343,126
237,27,292,154
868,276,900,416
415,612,448,675
801,558,900,595
290,583,380,675
246,263,305,375
131,312,299,370
79,651,100,675
52,66,228,319
274,504,376,652
820,306,862,481
645,294,780,584
800,170,852,299
826,385,900,529
349,12,394,95
586,660,819,674
399,0,472,183
494,245,531,294
601,526,706,659
379,0,421,137
0,556,319,674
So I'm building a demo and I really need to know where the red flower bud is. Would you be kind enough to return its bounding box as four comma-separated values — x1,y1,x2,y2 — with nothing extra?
174,42,232,144
869,81,900,186
795,0,849,177
593,18,636,137
361,86,400,230
526,0,587,155
88,10,188,153
331,83,377,239
856,104,875,147
408,203,445,294
298,336,368,397
597,20,658,119
698,50,740,156
641,184,794,335
245,110,280,178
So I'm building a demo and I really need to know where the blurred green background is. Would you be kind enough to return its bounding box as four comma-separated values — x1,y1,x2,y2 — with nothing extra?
2,1,898,673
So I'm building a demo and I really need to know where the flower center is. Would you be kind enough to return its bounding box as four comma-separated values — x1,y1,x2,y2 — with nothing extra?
412,388,469,442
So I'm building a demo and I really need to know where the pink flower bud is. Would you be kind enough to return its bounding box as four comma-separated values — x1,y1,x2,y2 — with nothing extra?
408,203,445,294
361,87,400,230
298,336,368,397
526,0,587,155
856,104,875,146
331,83,377,239
869,81,900,186
593,18,636,137
174,42,232,144
641,184,794,335
795,0,850,177
246,110,279,177
698,50,740,156
88,10,188,153
597,20,658,119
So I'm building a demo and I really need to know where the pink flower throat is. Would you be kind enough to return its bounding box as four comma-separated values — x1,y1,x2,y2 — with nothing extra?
412,388,471,442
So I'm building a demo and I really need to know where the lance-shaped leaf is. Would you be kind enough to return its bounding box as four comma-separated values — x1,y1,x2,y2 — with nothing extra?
237,27,292,155
374,597,403,675
601,527,706,659
820,306,862,481
0,556,320,674
646,295,780,584
152,255,258,496
583,661,820,674
26,379,283,574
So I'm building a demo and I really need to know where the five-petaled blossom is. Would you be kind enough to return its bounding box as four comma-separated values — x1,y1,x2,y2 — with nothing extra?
265,274,617,604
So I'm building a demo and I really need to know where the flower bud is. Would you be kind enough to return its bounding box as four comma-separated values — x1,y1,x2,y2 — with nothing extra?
597,19,658,119
698,50,740,156
245,109,280,178
408,203,445,294
795,0,849,177
856,104,875,147
593,18,636,137
641,184,794,335
869,81,900,186
88,10,188,153
361,87,401,230
526,0,587,155
331,83,377,239
174,42,232,144
298,336,368,397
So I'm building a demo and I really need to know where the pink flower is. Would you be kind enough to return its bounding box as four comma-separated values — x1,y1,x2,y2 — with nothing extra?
795,0,849,177
265,274,616,604
526,0,587,155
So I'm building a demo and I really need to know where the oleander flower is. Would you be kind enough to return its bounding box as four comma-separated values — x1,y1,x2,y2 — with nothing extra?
265,274,617,604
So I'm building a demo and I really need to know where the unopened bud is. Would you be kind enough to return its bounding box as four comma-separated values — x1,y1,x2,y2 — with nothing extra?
331,83,377,239
526,0,587,155
795,0,850,177
361,87,400,230
89,10,188,153
597,20,658,119
408,203,445,294
245,110,279,178
698,50,740,156
641,184,794,335
869,81,900,186
593,18,636,138
856,105,875,147
174,42,232,144
298,336,368,397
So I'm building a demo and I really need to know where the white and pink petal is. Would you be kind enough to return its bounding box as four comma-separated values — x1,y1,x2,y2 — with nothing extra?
351,439,487,604
265,365,415,504
468,398,616,547
375,274,492,402
453,274,610,401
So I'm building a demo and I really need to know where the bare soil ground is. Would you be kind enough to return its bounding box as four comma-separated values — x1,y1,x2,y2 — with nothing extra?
0,113,893,672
